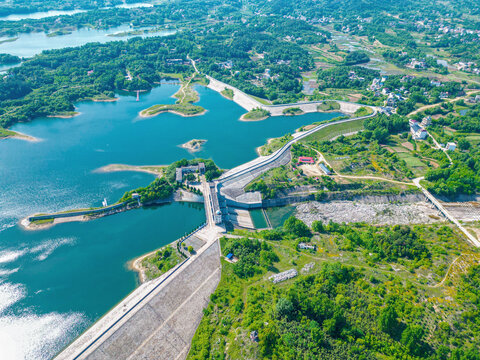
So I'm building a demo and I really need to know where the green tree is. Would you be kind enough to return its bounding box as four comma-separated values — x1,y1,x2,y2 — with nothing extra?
312,220,325,233
275,297,295,320
401,324,426,356
378,304,399,336
284,216,311,237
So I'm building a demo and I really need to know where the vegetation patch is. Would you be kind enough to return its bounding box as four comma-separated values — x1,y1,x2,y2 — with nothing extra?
221,88,234,99
0,127,16,138
241,108,270,121
257,134,293,156
300,117,365,143
317,101,340,112
282,107,304,116
189,217,480,360
354,106,373,117
140,103,205,117
141,245,182,281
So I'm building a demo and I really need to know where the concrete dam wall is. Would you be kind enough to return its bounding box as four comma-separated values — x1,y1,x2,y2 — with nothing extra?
56,239,221,360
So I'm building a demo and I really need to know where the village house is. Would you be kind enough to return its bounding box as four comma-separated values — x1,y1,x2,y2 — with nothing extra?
445,142,457,151
298,242,317,251
409,119,428,140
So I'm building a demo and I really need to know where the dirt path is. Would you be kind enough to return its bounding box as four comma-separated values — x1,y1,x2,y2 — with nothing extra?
305,147,414,186
431,253,480,288
408,90,480,116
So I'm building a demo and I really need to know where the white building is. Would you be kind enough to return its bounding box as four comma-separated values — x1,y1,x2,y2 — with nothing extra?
445,142,456,151
410,120,428,140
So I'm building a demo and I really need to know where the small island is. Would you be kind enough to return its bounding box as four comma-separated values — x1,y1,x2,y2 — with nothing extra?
180,139,207,152
240,108,270,121
140,78,206,118
140,103,206,117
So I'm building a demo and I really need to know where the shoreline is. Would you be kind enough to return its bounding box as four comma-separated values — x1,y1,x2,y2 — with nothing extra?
92,97,118,102
256,137,275,156
139,108,207,118
94,163,165,176
20,214,88,231
47,111,81,119
239,113,269,122
128,248,159,284
1,130,40,142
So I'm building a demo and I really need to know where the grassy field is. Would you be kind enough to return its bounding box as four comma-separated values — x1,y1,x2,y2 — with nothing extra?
257,134,292,156
299,117,365,143
140,245,182,281
220,88,234,99
317,101,340,111
282,107,304,115
242,108,270,121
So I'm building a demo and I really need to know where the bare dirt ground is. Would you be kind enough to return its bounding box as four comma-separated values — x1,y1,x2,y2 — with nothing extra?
443,202,480,222
296,200,444,226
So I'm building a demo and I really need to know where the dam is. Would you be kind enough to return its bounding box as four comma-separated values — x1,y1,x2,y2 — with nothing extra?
55,238,221,360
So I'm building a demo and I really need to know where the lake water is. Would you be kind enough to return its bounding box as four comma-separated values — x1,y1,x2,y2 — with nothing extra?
0,3,155,21
0,9,87,21
0,83,340,359
0,25,175,58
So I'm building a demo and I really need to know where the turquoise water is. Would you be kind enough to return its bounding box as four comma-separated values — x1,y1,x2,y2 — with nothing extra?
266,205,297,228
0,25,174,58
250,209,268,229
0,82,340,359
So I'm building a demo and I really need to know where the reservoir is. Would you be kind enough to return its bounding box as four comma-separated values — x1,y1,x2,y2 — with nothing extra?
0,83,341,359
0,25,175,58
0,3,154,21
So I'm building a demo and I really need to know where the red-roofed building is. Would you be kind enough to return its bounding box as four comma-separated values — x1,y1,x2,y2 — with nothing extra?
298,156,315,164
